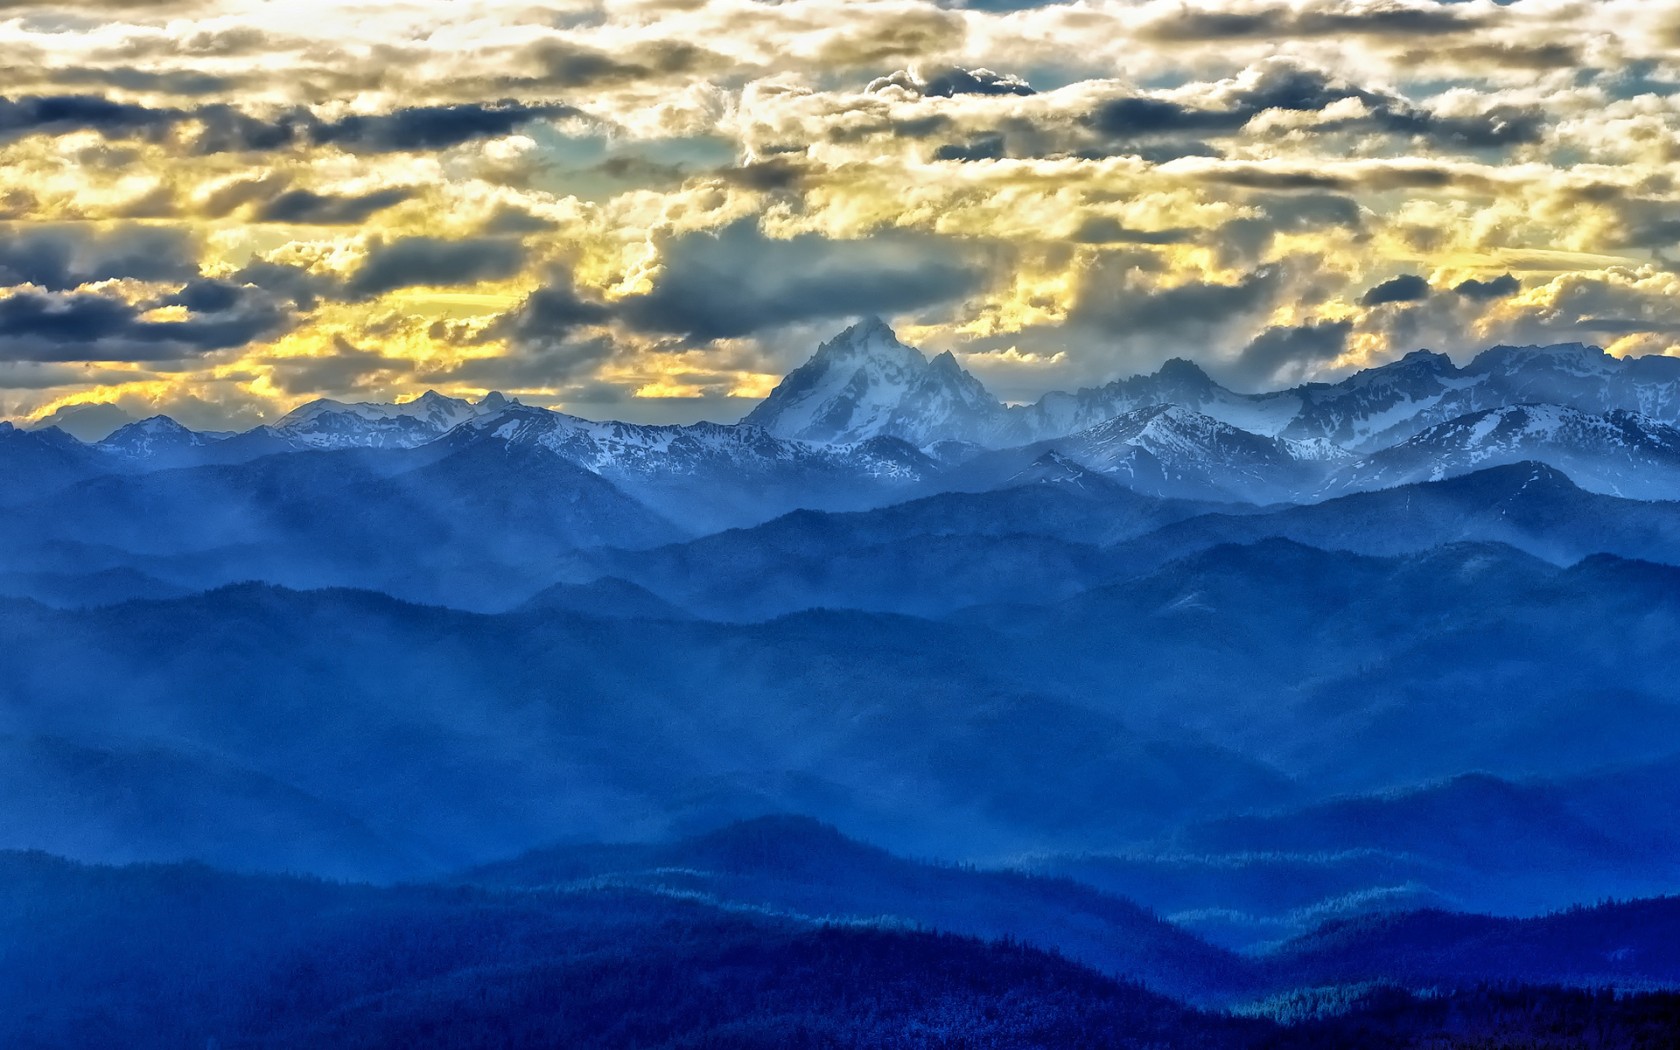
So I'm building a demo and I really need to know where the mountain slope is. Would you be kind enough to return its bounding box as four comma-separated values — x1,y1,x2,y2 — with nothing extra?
457,814,1253,1001
1115,462,1680,570
0,849,1265,1050
1329,403,1680,499
0,584,1293,872
0,437,683,607
0,422,113,505
558,475,1205,619
465,403,938,531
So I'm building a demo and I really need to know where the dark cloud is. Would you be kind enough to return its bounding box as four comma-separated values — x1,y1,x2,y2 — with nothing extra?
1141,2,1489,43
451,277,623,386
1070,218,1197,245
509,38,715,89
614,220,994,341
1574,194,1680,251
196,174,287,218
1199,166,1354,191
1360,273,1431,305
345,236,527,299
190,104,314,154
1089,63,1378,141
714,157,812,192
1257,192,1364,228
1366,102,1545,149
1454,273,1520,299
46,66,244,96
223,258,335,312
0,95,577,155
0,284,288,362
812,9,966,67
933,135,1006,162
1069,260,1282,335
1227,318,1352,389
1193,162,1479,194
1406,41,1582,70
1086,61,1545,153
1213,194,1362,266
266,334,415,396
164,277,246,314
0,94,179,145
480,204,557,235
434,333,620,387
253,187,416,225
309,100,579,153
1089,97,1244,139
0,224,199,290
490,278,613,350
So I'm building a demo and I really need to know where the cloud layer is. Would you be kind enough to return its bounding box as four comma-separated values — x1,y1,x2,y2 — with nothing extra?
2,0,1679,425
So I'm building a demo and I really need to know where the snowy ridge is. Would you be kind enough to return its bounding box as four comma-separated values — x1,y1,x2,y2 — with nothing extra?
1326,403,1680,500
273,390,519,449
1017,359,1304,442
469,405,930,483
1040,404,1327,503
17,318,1680,507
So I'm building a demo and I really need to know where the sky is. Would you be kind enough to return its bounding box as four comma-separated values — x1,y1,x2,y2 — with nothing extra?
2,0,1680,433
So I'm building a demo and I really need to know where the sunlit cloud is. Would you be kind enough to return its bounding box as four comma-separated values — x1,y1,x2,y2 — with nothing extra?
2,0,1679,427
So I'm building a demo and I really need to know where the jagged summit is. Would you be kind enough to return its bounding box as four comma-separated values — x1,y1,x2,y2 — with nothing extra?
742,316,1007,446
1153,357,1217,387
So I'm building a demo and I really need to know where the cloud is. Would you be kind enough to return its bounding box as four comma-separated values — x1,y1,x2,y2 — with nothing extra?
868,66,1035,97
1226,318,1352,389
489,277,613,350
308,100,580,153
223,258,336,312
0,284,288,362
0,224,199,290
1086,60,1545,152
932,136,1007,162
0,94,180,145
1138,1,1490,43
1454,273,1520,299
0,95,578,155
434,333,621,388
265,335,416,396
1360,273,1431,305
1068,259,1283,336
253,187,416,225
344,236,526,299
501,38,720,91
0,0,1668,418
613,220,995,341
1070,218,1197,245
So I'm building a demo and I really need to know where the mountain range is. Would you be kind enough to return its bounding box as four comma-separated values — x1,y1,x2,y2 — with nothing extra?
8,317,1680,1044
14,320,1680,521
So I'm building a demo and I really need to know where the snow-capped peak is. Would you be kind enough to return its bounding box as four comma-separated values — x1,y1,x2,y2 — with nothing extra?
742,317,1007,445
97,415,216,458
